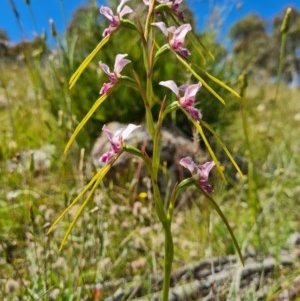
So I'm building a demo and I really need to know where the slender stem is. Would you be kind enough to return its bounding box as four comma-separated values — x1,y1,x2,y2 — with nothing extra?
143,3,174,299
239,73,262,246
162,224,173,301
268,7,291,130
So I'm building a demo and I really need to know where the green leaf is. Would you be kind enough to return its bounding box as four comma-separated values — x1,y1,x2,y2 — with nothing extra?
193,64,241,99
69,34,111,89
201,120,244,179
175,53,226,105
121,19,138,32
47,163,112,237
176,178,244,265
64,87,115,154
196,183,244,266
154,44,170,63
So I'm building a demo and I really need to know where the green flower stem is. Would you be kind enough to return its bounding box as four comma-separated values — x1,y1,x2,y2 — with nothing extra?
162,224,173,301
141,25,175,297
152,100,176,301
269,7,291,129
238,74,262,234
123,145,167,227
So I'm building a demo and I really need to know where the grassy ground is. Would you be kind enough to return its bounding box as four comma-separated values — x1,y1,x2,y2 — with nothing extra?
1,54,300,300
1,7,300,296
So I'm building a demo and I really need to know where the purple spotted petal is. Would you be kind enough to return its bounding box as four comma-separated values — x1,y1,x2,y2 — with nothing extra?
99,61,112,77
180,157,215,193
197,161,215,182
180,83,201,107
99,151,115,163
179,156,196,174
100,82,114,95
160,80,202,119
169,23,191,55
99,6,117,24
186,106,202,119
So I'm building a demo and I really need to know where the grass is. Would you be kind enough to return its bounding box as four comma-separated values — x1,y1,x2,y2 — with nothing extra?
1,4,300,301
1,71,299,299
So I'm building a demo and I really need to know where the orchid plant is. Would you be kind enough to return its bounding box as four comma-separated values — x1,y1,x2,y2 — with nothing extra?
48,1,244,300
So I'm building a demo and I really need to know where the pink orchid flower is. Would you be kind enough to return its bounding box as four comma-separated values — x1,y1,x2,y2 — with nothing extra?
99,124,140,163
159,80,202,119
100,0,133,36
99,54,131,95
180,157,215,193
144,0,184,20
152,22,191,57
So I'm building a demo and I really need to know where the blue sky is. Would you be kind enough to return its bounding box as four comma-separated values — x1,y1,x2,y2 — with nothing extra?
0,0,299,45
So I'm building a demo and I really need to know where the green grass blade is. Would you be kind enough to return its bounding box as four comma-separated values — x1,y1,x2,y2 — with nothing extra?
175,53,226,105
69,34,110,89
197,184,244,266
64,91,111,154
188,35,207,65
59,162,113,251
201,120,244,179
194,64,241,99
191,33,215,62
176,178,244,265
47,164,111,235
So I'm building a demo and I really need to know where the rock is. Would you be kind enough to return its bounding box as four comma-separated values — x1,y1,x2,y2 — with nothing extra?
287,232,300,247
6,144,56,175
0,95,8,109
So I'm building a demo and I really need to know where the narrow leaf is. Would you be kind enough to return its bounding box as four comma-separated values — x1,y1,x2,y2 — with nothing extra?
59,162,112,251
193,64,241,99
175,53,226,105
175,178,244,265
47,164,111,235
69,34,111,89
201,120,244,179
196,183,244,266
187,34,207,65
64,89,113,154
